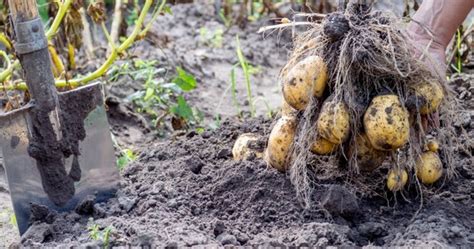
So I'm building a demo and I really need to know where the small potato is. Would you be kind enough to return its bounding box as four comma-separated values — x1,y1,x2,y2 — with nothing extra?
311,136,337,155
426,139,439,153
232,133,264,161
316,100,350,144
363,95,410,151
416,151,443,185
282,55,328,110
349,133,387,172
265,116,297,172
281,100,298,117
414,82,444,114
387,168,408,192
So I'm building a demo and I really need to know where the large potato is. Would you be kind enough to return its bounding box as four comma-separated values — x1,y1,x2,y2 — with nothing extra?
282,55,328,110
387,168,408,192
348,133,387,172
416,151,443,185
414,82,444,114
363,95,410,151
316,100,350,144
232,133,264,161
265,116,297,172
311,136,337,155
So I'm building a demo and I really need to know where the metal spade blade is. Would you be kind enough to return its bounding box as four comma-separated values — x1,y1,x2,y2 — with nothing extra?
0,83,120,235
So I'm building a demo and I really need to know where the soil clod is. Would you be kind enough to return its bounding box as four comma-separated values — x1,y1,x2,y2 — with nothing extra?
321,185,359,219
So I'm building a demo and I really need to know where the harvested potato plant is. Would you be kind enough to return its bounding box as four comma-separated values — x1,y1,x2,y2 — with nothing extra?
276,1,460,205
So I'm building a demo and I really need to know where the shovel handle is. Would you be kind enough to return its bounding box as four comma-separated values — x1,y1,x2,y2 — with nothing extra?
9,0,58,111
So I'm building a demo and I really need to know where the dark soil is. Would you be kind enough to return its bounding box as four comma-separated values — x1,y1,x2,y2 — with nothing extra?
19,103,474,247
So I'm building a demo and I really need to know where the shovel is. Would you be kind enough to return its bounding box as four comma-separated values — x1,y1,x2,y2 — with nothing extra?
0,1,120,235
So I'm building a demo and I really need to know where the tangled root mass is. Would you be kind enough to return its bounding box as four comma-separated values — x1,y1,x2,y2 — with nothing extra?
283,2,461,207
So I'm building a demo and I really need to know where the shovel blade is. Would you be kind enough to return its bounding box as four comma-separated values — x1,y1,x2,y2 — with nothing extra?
0,83,119,235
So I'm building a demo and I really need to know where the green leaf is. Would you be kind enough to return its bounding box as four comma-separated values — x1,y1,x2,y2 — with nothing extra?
195,127,205,134
144,88,155,101
171,96,194,120
37,0,49,23
173,67,197,92
163,5,173,15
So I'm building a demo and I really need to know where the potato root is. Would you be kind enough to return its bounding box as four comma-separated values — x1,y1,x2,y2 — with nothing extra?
414,82,444,114
363,95,410,151
416,151,443,185
232,133,264,161
282,55,328,110
387,168,408,192
265,116,297,172
311,136,337,155
349,133,387,172
317,100,350,144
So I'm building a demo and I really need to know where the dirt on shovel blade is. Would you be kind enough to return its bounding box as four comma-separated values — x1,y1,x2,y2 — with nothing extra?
27,86,102,207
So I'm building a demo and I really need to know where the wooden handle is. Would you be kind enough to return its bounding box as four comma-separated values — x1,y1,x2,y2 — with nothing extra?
8,0,39,21
8,0,58,111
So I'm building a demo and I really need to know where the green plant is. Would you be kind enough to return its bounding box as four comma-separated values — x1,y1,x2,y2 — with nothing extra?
109,59,201,129
199,27,224,48
37,0,50,23
453,28,463,74
0,0,168,91
117,148,137,171
218,9,232,28
0,209,16,228
235,35,255,116
88,221,114,247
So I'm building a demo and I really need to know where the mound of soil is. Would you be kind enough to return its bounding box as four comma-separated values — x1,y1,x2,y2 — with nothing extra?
20,105,474,247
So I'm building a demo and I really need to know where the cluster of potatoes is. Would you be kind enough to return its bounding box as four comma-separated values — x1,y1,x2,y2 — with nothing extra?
233,55,445,192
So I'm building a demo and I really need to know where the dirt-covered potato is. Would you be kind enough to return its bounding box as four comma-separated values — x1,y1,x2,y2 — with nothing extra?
416,151,443,185
317,100,350,144
363,95,410,151
281,100,298,117
265,116,297,172
311,136,337,155
426,139,439,153
414,82,444,114
349,133,387,172
232,133,264,161
387,168,408,192
282,55,328,110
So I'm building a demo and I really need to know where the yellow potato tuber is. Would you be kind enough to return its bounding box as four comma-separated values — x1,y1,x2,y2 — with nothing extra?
316,100,351,144
416,151,443,185
265,116,297,172
349,133,387,172
281,100,298,117
363,95,410,151
387,168,408,192
282,55,328,110
311,136,337,155
426,139,439,153
232,133,264,161
414,82,444,114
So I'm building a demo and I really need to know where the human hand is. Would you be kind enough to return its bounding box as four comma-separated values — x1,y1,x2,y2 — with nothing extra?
406,23,447,81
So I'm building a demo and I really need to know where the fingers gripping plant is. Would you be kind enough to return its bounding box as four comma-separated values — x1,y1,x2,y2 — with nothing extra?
0,0,167,92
